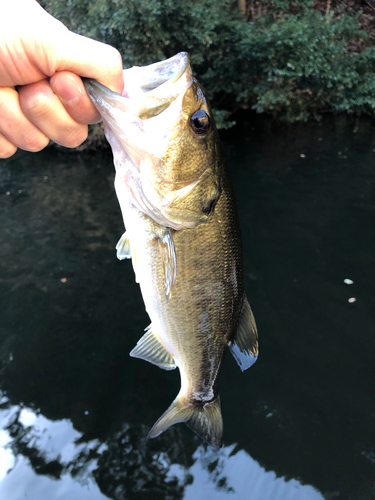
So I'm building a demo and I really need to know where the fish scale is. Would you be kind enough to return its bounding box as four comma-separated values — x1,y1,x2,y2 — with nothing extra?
84,52,258,448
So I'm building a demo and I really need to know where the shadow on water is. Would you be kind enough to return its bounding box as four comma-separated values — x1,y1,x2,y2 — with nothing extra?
0,116,374,499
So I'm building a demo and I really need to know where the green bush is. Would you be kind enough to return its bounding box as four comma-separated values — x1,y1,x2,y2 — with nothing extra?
234,9,375,121
42,0,375,126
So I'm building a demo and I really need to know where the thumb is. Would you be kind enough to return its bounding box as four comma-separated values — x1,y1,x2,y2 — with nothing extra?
55,30,124,94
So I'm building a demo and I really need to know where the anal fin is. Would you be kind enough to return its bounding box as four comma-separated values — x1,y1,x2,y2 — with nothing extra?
229,296,258,372
130,325,176,371
116,232,131,260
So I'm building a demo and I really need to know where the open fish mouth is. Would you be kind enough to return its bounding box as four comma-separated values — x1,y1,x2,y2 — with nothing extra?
84,53,214,230
122,52,191,118
126,52,188,91
85,52,192,120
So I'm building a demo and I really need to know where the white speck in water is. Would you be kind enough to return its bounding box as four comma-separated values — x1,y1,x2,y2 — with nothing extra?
9,353,13,362
300,154,306,158
266,412,273,418
344,279,354,285
44,176,48,180
6,191,10,195
18,189,22,193
348,297,356,303
84,411,89,415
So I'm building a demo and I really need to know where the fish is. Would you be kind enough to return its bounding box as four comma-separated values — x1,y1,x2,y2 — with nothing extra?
84,53,258,449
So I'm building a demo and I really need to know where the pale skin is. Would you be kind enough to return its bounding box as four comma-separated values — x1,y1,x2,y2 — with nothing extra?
0,0,124,158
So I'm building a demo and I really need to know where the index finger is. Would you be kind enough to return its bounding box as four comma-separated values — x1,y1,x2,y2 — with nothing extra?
55,31,124,94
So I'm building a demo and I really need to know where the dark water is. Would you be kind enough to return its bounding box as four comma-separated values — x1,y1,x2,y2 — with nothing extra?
0,116,374,500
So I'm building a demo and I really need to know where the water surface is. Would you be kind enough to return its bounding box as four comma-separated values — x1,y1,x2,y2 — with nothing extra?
0,116,374,499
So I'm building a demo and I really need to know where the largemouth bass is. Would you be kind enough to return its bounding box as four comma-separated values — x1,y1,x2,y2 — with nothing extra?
84,53,258,449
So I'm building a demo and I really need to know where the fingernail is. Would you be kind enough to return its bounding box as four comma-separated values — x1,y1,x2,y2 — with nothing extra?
54,76,82,103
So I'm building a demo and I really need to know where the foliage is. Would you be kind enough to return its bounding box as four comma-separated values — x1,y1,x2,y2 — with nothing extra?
235,9,375,121
273,0,313,7
41,0,375,126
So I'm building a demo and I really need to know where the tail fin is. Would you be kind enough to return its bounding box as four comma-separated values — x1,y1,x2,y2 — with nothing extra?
148,395,223,449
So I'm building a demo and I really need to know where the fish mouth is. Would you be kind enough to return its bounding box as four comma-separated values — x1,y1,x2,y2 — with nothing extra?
84,52,191,120
84,53,208,230
124,52,189,97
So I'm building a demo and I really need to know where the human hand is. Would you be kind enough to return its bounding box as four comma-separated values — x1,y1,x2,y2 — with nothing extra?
0,0,124,158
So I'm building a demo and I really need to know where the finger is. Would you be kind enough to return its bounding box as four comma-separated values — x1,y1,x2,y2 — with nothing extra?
0,87,50,153
0,131,17,159
56,31,124,94
50,71,101,124
19,79,88,149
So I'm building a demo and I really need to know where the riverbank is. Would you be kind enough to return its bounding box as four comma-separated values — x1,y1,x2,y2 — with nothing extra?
41,0,375,130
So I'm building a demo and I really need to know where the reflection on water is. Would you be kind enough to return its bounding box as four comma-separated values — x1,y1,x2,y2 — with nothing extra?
0,397,323,500
185,446,323,500
1,116,375,499
0,398,107,500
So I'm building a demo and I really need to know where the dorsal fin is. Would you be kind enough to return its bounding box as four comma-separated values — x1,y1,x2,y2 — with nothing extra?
148,395,223,450
130,325,176,371
229,296,258,372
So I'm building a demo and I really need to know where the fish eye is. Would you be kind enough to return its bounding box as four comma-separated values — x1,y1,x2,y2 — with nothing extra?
190,110,210,135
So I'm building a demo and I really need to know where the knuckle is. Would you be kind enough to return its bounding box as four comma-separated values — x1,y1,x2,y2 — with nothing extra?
20,88,51,117
23,133,50,152
0,141,17,158
59,126,88,149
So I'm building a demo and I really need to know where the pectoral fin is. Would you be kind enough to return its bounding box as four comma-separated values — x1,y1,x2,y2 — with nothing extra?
229,296,258,372
130,324,176,370
157,228,177,300
148,395,223,450
116,232,131,260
